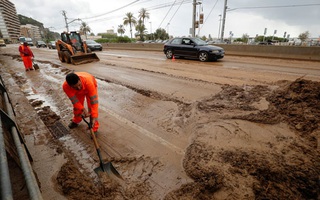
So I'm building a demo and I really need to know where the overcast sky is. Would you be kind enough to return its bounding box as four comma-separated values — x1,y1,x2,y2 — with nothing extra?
10,0,320,39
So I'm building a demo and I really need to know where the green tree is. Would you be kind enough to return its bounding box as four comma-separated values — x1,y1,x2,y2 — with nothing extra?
242,33,249,43
153,28,169,40
135,19,146,40
298,31,309,42
80,22,91,39
201,36,207,41
117,24,125,36
123,12,137,39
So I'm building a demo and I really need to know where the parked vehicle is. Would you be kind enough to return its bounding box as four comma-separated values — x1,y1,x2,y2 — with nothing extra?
25,38,34,46
0,39,6,47
36,41,47,48
85,40,102,51
48,41,56,49
163,37,225,62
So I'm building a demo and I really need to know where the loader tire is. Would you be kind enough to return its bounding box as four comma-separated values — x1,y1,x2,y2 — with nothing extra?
63,51,71,64
58,51,65,62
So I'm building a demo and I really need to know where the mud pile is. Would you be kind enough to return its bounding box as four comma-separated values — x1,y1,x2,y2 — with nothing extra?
268,78,320,135
166,78,320,199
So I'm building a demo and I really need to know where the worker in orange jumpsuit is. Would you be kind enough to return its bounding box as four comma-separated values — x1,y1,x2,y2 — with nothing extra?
18,41,34,71
63,72,99,133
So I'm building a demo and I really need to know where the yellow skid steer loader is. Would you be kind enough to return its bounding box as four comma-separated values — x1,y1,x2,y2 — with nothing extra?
56,31,99,65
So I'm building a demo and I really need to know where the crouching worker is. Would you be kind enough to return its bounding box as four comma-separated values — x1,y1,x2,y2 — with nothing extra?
63,72,99,133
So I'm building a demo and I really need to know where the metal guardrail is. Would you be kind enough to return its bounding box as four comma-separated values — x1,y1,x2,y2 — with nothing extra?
0,76,43,200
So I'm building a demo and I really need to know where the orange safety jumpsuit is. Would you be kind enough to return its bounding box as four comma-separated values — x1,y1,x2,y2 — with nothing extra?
19,44,34,70
62,72,99,132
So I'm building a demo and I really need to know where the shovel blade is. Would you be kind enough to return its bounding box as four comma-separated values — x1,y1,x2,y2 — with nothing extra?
94,162,123,180
33,64,40,70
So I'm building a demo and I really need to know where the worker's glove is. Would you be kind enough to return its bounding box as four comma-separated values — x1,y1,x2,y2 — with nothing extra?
82,108,90,118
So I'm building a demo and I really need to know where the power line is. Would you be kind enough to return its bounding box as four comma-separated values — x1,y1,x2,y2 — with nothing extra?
82,0,141,20
166,0,185,27
84,0,192,27
227,3,320,11
200,0,219,30
158,0,178,29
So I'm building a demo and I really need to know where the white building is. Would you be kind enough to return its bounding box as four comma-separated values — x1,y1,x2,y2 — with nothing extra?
0,0,20,43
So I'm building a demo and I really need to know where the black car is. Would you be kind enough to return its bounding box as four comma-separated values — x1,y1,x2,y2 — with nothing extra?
163,37,225,62
48,41,56,49
85,40,102,51
36,41,47,48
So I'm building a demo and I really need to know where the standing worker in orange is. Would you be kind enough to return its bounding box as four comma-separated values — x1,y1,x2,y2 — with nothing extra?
18,41,34,71
63,72,99,133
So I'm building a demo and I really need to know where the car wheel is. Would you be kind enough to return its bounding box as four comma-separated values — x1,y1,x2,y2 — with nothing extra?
165,49,173,59
198,51,209,62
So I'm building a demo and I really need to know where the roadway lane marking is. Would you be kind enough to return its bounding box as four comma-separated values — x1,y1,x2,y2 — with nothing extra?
100,107,185,155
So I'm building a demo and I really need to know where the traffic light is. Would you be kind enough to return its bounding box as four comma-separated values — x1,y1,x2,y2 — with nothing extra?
199,13,204,24
195,21,199,28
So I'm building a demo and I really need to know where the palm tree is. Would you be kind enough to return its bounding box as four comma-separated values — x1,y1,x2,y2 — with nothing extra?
117,24,125,36
80,22,91,39
138,8,149,25
123,12,137,39
135,19,146,40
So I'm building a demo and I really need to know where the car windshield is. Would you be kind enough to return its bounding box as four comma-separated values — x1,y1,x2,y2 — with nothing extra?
86,40,97,44
193,38,207,46
50,41,55,44
38,41,45,44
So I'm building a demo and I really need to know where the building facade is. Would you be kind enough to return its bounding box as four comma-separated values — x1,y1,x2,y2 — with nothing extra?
0,0,20,43
20,24,42,41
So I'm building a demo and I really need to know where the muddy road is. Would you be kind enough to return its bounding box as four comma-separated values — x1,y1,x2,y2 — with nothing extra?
0,44,319,200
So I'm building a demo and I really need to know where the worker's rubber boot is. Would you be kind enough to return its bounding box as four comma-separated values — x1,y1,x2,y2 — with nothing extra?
68,121,78,129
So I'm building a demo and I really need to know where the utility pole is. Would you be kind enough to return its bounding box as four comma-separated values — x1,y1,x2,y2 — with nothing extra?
192,0,196,37
220,0,228,42
62,10,82,33
62,10,69,32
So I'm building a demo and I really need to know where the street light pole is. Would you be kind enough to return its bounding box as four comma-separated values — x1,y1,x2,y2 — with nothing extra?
149,22,152,40
218,14,222,41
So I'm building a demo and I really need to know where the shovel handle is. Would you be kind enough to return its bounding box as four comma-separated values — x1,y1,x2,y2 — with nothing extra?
82,116,100,150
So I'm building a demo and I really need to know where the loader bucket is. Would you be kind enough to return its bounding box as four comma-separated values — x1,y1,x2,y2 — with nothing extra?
70,53,100,65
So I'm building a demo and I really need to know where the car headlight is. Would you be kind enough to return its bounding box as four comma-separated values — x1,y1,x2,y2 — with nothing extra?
211,50,220,53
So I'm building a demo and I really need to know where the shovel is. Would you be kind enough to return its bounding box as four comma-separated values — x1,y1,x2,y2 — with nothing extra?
82,116,122,179
32,60,39,70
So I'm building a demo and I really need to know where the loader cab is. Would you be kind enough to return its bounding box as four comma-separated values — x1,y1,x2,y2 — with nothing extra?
61,32,83,51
